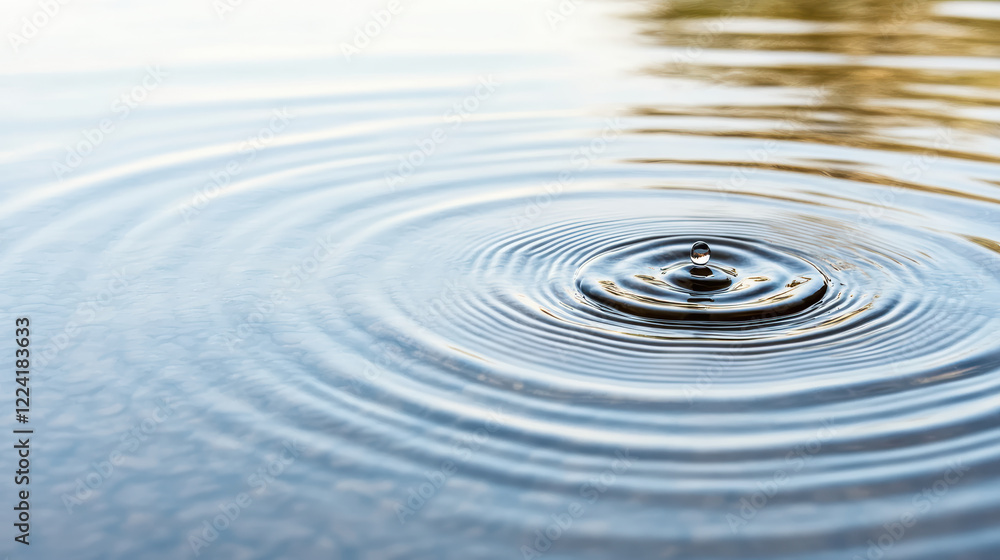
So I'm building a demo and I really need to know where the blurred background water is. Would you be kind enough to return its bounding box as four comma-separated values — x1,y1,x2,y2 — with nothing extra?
2,0,1000,558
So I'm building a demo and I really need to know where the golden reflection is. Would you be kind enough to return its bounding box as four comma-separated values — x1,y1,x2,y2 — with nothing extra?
794,301,874,332
635,158,1000,205
636,0,1000,160
964,234,1000,254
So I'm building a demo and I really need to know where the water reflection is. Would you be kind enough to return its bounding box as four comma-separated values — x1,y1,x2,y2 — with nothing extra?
638,0,1000,161
4,0,1000,558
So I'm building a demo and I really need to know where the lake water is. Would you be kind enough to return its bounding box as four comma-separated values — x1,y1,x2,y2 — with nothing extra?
2,0,1000,558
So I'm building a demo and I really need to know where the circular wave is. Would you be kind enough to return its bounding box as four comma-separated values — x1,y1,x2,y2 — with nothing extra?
317,178,1000,556
9,37,1000,560
577,235,830,322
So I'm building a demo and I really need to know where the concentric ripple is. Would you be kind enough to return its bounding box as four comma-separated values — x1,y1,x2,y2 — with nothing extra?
577,235,830,322
4,0,1000,558
342,189,1000,391
325,178,1000,556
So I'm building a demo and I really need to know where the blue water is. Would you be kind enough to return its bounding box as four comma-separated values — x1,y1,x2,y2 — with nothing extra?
2,0,1000,558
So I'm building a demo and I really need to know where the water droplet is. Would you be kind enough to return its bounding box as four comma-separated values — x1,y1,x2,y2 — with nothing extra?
690,241,711,266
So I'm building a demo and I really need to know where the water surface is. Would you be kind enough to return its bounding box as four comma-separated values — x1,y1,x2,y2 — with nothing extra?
2,0,1000,558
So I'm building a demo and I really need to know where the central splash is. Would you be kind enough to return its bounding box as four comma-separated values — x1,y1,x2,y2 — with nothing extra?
664,240,734,292
576,237,830,322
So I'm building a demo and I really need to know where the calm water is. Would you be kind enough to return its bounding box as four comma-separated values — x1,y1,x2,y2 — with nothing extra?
2,0,1000,558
